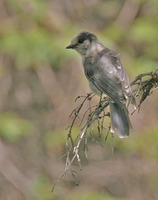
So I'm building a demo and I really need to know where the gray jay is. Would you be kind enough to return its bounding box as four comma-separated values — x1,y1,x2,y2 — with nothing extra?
66,31,136,138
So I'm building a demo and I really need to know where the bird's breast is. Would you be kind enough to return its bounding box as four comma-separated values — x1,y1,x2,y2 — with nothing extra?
83,57,94,79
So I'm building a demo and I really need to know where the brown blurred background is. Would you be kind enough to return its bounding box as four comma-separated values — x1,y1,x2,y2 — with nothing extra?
0,0,158,199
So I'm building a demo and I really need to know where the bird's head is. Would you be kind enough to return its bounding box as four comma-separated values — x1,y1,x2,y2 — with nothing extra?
66,31,97,55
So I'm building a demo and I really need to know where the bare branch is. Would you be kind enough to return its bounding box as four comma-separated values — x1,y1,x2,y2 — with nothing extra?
131,68,158,110
52,69,158,191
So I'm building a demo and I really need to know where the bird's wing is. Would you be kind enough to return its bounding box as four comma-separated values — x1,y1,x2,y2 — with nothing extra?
109,52,136,106
90,51,130,107
110,52,133,97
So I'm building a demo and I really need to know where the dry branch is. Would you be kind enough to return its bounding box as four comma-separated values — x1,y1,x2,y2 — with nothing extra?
52,69,158,191
131,68,158,111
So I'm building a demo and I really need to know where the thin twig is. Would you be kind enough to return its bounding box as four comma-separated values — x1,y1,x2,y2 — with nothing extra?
52,69,158,192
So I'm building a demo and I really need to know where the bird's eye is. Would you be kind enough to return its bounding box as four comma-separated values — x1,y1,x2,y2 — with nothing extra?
78,38,84,43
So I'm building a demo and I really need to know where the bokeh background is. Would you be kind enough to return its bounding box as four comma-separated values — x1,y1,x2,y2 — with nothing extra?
0,0,158,199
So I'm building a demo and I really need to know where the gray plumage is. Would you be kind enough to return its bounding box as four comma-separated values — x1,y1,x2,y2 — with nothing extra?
66,31,136,138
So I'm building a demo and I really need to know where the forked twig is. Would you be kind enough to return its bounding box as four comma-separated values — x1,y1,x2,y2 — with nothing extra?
131,68,158,113
52,69,158,192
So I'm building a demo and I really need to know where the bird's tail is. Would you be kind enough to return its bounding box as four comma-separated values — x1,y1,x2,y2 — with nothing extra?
109,102,132,138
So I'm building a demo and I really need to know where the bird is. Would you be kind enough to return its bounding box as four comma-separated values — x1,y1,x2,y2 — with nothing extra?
66,31,136,138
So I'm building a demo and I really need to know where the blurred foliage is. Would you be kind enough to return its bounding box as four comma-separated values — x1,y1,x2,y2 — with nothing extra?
1,0,158,73
45,129,67,148
0,0,77,70
67,191,125,200
1,26,73,69
0,111,33,142
114,127,158,161
34,175,55,200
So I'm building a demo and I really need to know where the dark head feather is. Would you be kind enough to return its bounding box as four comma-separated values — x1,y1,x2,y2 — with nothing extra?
77,32,97,44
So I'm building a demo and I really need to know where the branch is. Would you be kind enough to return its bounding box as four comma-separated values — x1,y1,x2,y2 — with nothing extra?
131,68,158,111
52,69,158,191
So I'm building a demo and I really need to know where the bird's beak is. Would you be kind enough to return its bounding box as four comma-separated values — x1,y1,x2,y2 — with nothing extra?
66,43,77,49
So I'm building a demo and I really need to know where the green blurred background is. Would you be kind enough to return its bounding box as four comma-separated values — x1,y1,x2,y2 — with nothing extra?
0,0,158,199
